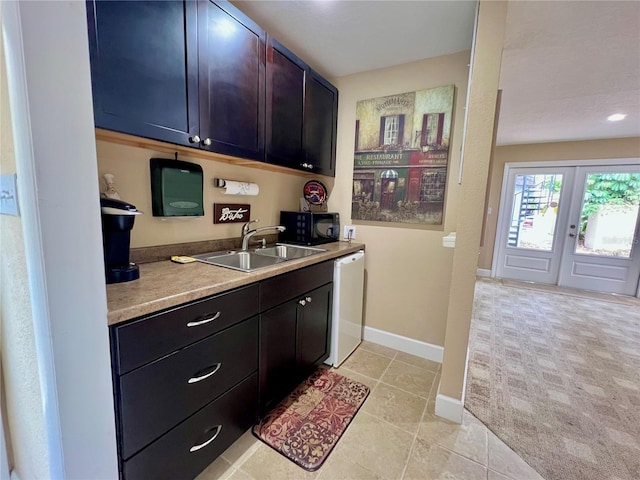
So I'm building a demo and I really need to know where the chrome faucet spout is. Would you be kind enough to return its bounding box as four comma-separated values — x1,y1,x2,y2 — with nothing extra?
241,225,286,251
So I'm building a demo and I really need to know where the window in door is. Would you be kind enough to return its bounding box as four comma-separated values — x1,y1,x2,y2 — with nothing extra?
508,173,563,251
576,172,640,258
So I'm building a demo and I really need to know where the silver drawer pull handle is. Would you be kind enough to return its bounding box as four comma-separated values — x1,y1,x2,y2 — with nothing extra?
189,425,222,453
188,363,221,384
187,311,221,328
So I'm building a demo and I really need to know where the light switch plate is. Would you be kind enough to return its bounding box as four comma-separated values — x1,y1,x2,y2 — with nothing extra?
0,174,20,217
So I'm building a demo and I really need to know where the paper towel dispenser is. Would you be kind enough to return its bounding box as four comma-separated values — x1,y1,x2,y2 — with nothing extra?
150,158,204,217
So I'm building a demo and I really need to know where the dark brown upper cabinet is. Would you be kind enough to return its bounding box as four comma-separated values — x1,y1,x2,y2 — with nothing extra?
87,0,200,147
265,36,338,177
87,1,336,175
197,1,265,161
304,69,338,177
265,37,306,171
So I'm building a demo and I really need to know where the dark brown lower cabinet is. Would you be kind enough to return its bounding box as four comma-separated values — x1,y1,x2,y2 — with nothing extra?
110,259,335,478
123,373,257,480
258,262,333,416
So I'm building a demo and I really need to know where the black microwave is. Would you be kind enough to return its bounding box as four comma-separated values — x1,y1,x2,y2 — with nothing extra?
279,211,340,246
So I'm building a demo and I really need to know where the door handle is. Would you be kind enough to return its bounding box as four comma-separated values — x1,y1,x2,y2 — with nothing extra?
569,233,576,237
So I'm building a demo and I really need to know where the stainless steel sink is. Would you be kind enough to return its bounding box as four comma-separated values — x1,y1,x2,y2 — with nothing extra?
254,243,326,260
192,244,326,272
192,250,286,272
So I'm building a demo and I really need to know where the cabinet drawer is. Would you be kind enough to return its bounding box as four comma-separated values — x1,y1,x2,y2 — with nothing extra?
118,316,258,459
260,260,333,311
113,284,259,374
122,373,257,480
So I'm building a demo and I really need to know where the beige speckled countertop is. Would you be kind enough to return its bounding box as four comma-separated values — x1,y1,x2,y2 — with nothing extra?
106,241,365,326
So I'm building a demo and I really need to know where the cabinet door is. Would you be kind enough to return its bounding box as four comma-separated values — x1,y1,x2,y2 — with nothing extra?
265,36,306,169
198,1,265,160
259,301,298,415
304,70,338,177
87,0,199,146
297,283,333,375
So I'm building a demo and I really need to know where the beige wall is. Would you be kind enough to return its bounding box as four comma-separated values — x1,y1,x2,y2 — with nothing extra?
330,51,470,347
96,141,319,248
479,137,640,270
439,0,508,401
0,37,50,479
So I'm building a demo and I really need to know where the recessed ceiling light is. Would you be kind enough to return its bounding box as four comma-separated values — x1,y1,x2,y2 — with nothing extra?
607,113,627,122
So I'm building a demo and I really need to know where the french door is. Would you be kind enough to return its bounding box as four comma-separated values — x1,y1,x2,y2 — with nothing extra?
558,165,640,295
494,163,640,295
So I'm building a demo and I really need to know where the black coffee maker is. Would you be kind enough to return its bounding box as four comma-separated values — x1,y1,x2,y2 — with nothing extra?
100,198,141,284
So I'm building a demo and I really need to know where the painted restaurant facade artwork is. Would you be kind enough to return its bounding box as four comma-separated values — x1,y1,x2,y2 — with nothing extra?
352,85,454,225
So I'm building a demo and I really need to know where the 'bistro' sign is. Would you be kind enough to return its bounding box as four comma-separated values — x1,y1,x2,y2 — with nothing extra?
213,203,251,224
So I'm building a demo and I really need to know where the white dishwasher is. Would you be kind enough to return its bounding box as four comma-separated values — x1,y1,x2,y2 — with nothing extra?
326,250,365,367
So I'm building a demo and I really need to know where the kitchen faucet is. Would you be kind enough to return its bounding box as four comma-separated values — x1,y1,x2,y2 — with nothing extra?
241,220,286,251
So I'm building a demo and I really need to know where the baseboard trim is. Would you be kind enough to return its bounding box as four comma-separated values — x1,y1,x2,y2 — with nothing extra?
435,389,464,424
362,326,443,363
476,268,491,277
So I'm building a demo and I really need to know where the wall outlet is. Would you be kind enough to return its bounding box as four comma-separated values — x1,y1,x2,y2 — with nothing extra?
343,225,356,240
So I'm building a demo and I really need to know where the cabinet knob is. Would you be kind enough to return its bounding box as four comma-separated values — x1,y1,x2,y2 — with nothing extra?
299,299,307,306
189,135,201,144
203,138,212,146
306,296,312,303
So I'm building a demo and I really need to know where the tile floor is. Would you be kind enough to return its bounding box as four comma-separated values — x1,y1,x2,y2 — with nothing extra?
196,341,545,480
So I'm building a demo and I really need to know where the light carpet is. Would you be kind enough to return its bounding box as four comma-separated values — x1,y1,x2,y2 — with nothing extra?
465,278,640,480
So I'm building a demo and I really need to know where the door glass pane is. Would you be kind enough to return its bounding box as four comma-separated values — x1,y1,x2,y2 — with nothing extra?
576,173,640,258
508,174,563,251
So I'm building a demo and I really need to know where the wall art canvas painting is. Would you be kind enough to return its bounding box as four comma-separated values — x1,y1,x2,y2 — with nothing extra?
352,84,454,225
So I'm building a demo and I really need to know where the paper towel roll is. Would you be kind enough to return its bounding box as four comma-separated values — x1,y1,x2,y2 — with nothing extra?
223,181,259,196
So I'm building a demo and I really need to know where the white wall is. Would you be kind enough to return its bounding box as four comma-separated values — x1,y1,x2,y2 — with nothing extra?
4,2,118,478
1,21,50,478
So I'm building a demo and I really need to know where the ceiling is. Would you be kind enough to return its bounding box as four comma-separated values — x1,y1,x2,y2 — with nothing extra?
232,0,640,147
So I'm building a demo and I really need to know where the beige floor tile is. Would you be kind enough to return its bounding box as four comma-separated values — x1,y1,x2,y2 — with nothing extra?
358,340,398,359
488,469,513,480
337,411,413,479
417,411,488,465
395,351,441,373
221,428,261,465
340,348,392,380
195,456,236,480
488,432,544,480
316,448,384,480
403,438,487,480
427,372,441,401
240,444,319,480
381,360,436,398
227,469,254,480
362,383,426,434
333,365,379,390
425,397,436,415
